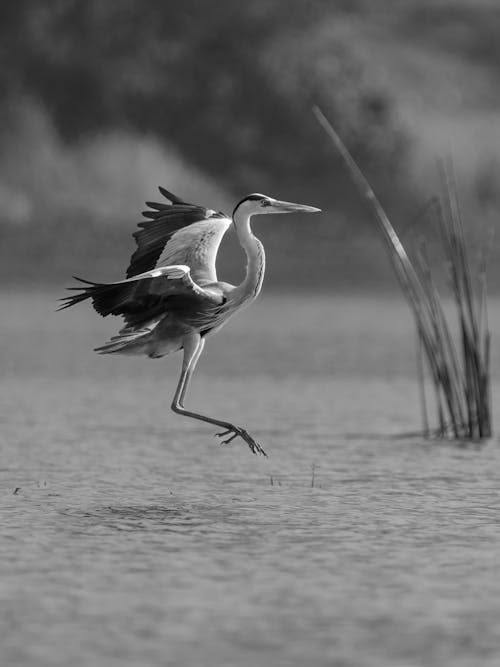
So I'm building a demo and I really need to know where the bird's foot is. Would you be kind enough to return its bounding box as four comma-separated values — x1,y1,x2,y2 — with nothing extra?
215,426,267,456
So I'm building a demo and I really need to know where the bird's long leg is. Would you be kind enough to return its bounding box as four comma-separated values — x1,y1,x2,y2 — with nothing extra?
171,333,266,456
177,334,205,408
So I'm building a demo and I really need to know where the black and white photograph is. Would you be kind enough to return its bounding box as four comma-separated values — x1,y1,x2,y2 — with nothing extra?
2,2,500,666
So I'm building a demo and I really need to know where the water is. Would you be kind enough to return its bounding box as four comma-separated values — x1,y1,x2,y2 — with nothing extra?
2,291,500,667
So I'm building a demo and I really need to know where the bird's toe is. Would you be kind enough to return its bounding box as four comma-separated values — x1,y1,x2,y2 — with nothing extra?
214,425,266,455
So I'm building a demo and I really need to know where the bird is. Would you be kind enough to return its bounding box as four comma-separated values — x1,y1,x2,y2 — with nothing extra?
59,188,320,455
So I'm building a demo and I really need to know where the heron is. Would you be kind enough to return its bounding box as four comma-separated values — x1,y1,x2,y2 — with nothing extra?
59,188,320,455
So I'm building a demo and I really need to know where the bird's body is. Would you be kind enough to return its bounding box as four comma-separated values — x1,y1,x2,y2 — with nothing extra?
96,275,251,358
60,188,319,455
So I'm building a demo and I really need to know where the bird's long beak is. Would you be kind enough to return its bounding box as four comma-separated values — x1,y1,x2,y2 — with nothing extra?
271,199,321,214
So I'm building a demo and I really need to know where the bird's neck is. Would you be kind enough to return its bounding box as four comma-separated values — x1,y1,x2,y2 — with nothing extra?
231,210,266,306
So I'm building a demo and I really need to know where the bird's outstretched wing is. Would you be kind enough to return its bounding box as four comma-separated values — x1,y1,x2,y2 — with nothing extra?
127,187,231,283
58,264,224,328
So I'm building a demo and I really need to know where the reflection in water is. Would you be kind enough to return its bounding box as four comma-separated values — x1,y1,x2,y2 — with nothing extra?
60,504,230,535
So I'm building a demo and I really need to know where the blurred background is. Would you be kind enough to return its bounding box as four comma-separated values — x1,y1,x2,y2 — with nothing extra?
1,0,499,289
4,6,500,667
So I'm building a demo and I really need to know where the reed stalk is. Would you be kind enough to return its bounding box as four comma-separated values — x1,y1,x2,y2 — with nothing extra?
314,106,493,440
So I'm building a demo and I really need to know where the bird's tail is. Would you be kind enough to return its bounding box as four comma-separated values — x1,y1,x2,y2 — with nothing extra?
94,319,162,355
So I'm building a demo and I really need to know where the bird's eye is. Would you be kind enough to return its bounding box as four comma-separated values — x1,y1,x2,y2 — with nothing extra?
261,199,272,207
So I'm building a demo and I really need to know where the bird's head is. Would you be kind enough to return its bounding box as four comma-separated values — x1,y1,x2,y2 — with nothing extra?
233,193,321,218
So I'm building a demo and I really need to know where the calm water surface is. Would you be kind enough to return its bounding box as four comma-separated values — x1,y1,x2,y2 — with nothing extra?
1,292,500,667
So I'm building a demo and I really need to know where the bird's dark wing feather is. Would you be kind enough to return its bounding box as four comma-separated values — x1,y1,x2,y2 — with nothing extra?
58,265,224,328
127,187,231,283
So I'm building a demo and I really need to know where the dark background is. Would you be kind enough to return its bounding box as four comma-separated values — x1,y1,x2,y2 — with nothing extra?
1,0,499,289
